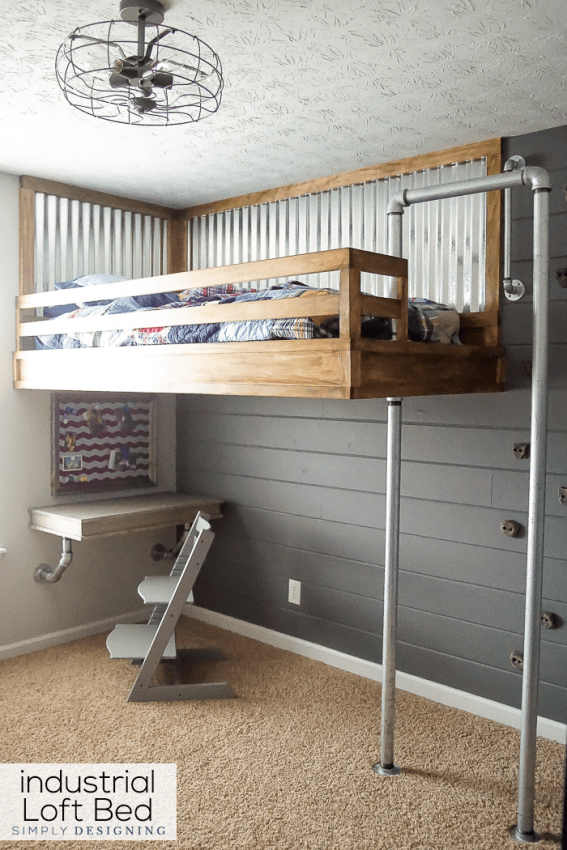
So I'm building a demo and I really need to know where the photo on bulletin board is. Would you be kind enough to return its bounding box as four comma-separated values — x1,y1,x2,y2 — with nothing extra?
51,393,157,496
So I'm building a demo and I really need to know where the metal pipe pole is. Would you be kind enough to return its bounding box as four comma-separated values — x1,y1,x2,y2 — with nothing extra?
374,203,404,777
503,157,526,300
385,167,551,840
374,397,403,776
513,184,550,844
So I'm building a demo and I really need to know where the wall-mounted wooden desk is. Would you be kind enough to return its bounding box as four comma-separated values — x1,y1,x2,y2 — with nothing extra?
29,492,223,541
29,492,223,583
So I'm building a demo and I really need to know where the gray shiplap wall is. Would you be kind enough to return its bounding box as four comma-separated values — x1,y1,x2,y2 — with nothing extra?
177,126,567,723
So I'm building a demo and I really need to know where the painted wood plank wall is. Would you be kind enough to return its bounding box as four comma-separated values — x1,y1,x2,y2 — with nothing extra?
176,125,567,723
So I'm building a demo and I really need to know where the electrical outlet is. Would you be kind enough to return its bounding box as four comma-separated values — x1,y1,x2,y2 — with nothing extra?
288,579,301,605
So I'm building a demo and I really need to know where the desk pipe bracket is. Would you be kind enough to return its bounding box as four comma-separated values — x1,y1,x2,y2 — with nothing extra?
151,522,192,561
151,512,218,561
34,538,73,583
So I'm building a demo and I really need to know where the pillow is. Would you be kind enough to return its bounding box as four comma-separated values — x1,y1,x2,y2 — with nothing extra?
45,274,124,317
45,274,180,317
53,273,124,292
407,299,460,344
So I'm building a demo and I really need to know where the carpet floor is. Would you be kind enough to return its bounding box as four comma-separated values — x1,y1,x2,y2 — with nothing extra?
0,616,563,849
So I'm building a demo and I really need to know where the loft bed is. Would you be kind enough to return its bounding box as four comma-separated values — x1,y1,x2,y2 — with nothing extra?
14,247,504,399
14,138,504,400
12,136,556,842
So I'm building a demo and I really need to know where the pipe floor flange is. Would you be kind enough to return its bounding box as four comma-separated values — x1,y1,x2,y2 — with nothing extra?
510,825,542,844
372,763,402,777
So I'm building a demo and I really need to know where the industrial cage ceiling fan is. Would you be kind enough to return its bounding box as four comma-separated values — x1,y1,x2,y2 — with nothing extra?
55,0,223,126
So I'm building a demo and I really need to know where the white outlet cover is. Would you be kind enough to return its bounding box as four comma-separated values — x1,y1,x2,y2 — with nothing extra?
288,579,301,605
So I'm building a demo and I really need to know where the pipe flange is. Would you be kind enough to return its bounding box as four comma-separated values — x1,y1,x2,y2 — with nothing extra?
509,825,542,844
373,763,402,777
151,543,167,561
119,0,165,24
34,564,55,583
504,279,526,301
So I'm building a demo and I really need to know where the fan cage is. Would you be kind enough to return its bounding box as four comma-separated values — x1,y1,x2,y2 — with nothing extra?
55,19,223,126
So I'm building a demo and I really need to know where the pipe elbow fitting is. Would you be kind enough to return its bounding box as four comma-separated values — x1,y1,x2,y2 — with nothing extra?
504,155,526,172
522,166,551,191
34,538,73,583
387,191,408,215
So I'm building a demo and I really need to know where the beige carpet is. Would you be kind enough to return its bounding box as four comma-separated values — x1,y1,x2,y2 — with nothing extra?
0,616,563,850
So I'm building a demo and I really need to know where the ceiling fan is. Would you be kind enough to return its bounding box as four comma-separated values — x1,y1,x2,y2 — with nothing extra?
55,0,223,125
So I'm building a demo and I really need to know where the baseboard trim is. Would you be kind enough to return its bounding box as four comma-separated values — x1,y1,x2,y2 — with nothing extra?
0,608,148,662
184,604,566,744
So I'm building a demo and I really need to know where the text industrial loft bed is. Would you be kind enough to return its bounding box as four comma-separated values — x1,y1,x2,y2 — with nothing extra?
13,137,554,843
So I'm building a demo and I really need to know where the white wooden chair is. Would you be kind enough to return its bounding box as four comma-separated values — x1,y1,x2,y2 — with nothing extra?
106,512,234,702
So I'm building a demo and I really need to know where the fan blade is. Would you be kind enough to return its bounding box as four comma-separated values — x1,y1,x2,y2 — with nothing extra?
109,72,130,89
155,58,210,81
71,33,128,61
150,71,174,89
132,96,157,113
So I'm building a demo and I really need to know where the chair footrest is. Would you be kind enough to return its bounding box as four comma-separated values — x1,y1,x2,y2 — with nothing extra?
138,575,183,605
106,624,176,660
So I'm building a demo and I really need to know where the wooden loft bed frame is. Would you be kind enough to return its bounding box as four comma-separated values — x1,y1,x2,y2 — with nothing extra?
14,138,504,400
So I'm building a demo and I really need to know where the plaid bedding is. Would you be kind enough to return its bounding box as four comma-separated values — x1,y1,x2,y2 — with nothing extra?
35,278,461,350
36,282,329,350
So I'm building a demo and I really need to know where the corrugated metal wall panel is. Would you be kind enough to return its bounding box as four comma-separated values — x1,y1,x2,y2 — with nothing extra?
189,157,487,310
34,194,168,291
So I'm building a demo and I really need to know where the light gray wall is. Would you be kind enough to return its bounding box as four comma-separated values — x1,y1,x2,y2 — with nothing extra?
0,172,177,656
177,126,567,723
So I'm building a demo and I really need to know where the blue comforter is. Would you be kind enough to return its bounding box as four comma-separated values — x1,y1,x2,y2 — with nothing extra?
36,281,326,349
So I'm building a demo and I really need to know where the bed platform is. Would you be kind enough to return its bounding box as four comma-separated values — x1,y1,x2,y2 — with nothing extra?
14,246,503,400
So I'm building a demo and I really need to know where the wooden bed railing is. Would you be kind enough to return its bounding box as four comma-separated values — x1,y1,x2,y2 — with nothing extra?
15,250,499,356
15,248,408,351
14,243,504,399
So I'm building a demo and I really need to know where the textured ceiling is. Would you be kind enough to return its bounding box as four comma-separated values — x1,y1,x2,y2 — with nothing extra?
0,0,566,207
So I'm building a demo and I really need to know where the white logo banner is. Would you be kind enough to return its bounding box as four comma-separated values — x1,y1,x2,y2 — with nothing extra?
0,764,176,841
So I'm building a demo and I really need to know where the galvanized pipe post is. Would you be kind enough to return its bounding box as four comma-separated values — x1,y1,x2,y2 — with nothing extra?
381,167,551,842
503,156,526,300
373,201,405,778
513,181,550,844
374,396,403,776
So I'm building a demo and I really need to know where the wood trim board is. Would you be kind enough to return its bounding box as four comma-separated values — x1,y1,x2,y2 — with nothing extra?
19,176,175,220
183,138,502,219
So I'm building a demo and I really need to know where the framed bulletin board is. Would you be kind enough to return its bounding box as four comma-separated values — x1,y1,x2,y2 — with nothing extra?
51,393,157,496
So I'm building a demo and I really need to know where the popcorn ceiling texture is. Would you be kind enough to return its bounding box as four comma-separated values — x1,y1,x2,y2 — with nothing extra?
1,0,566,206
